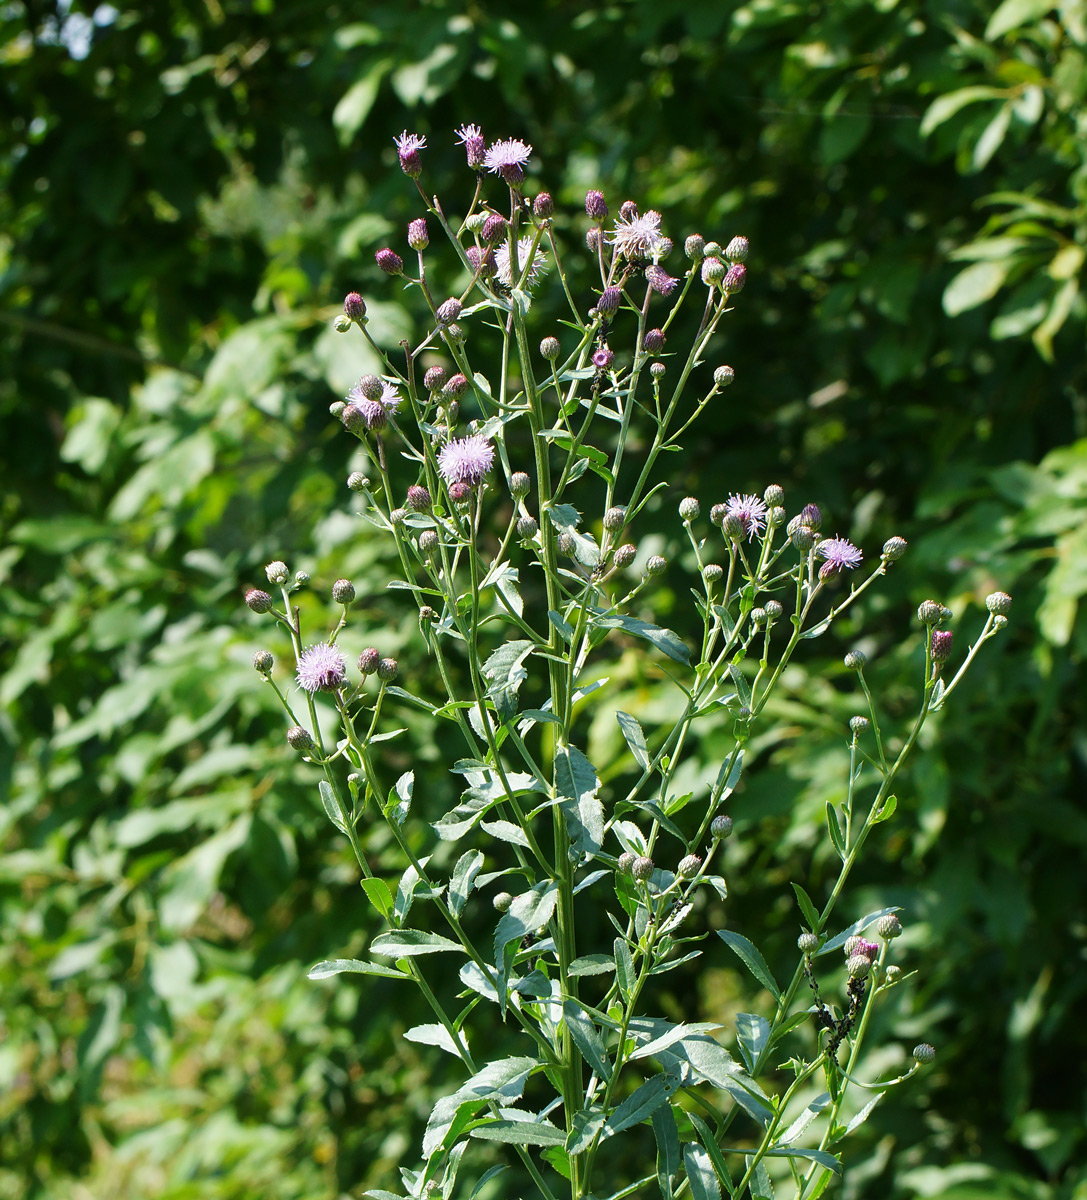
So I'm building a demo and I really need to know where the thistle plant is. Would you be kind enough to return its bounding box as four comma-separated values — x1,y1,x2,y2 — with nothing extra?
244,128,1010,1200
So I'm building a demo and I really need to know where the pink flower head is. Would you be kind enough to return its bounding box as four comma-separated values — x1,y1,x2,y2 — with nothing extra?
856,938,880,961
608,209,666,261
725,493,769,541
483,137,532,186
645,265,678,296
346,380,403,430
296,643,347,693
455,123,485,169
438,435,495,486
394,131,427,177
816,536,863,578
592,345,615,370
495,236,548,289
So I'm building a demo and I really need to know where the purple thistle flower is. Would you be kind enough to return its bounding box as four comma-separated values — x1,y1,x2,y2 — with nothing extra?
455,123,485,169
394,131,426,178
466,245,497,278
592,346,615,370
856,938,880,961
345,379,402,430
438,435,495,486
481,212,507,243
296,643,348,693
609,209,666,260
725,493,769,541
375,248,403,275
642,328,666,354
816,536,863,578
597,286,622,315
495,236,548,289
585,189,608,219
407,218,429,250
483,137,532,186
645,265,678,296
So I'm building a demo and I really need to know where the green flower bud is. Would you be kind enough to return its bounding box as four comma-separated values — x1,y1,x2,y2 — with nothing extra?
912,1043,936,1064
986,590,1012,615
493,891,514,912
750,606,767,626
377,657,398,681
510,471,531,498
617,852,636,874
332,579,356,605
632,855,654,881
710,814,734,839
333,313,352,333
678,854,701,879
679,497,700,521
517,515,538,540
797,931,819,954
253,650,274,675
419,530,439,557
703,240,723,259
713,365,735,388
603,506,626,532
245,588,273,614
850,715,870,734
645,555,667,576
847,953,872,980
764,600,783,621
613,544,637,569
877,913,903,939
704,564,724,584
348,472,368,492
286,725,315,752
917,599,945,626
843,935,863,957
265,560,289,585
540,336,561,361
684,233,705,260
358,648,379,675
844,650,867,671
764,483,785,507
882,536,908,561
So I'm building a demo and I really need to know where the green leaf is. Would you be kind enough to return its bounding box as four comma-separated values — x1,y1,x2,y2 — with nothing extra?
714,749,744,799
470,1117,565,1146
736,1013,771,1073
605,1073,677,1135
592,613,691,664
361,877,394,921
370,930,461,957
653,1104,682,1200
826,802,846,859
683,1143,722,1200
779,1092,832,1144
986,0,1056,39
972,103,1013,171
319,780,347,834
548,610,574,643
556,744,603,856
404,1023,463,1056
423,1057,538,1158
479,819,532,848
494,881,558,1002
449,850,485,918
872,794,898,824
765,1146,841,1173
614,938,635,1001
563,1000,612,1080
943,260,1009,317
565,1108,607,1155
688,1113,734,1194
616,711,651,769
481,639,535,722
308,958,408,981
333,61,391,143
717,930,781,999
791,883,820,932
919,86,1009,137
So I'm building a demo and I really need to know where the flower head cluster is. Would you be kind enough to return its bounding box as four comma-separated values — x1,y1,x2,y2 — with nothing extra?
483,138,532,186
438,435,495,486
495,236,548,289
609,209,667,261
296,643,348,693
345,379,402,430
816,536,863,578
725,493,769,541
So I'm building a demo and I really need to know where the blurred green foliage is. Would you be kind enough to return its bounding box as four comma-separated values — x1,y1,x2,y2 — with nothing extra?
1,0,1085,1197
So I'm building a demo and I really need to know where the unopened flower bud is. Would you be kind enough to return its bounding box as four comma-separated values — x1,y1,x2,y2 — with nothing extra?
510,471,530,498
723,264,747,293
333,313,352,333
517,515,538,540
481,212,507,244
685,233,705,260
764,484,785,507
703,240,722,259
533,192,554,219
850,715,870,734
649,361,666,378
750,606,767,627
931,630,953,663
769,506,786,527
722,512,746,540
843,935,863,957
448,481,471,504
245,588,273,614
375,248,403,275
557,531,577,557
597,286,621,315
406,485,431,512
844,650,867,670
358,648,380,675
877,913,902,939
764,600,783,620
389,507,407,525
986,591,1012,615
344,292,367,322
377,657,398,681
619,199,639,220
709,504,727,527
332,579,356,605
711,814,733,839
882,536,908,561
884,964,902,982
347,471,368,492
419,605,437,624
436,298,462,326
704,563,724,584
407,218,429,251
632,855,654,881
418,530,439,557
423,365,447,393
493,891,514,912
643,328,666,354
617,851,636,874
701,257,726,286
714,365,735,388
792,525,816,552
443,373,469,398
847,953,872,980
286,725,315,752
797,931,819,954
993,614,1008,629
725,235,750,263
913,1043,936,1064
265,560,289,585
586,228,602,251
293,571,309,587
540,337,561,361
253,650,274,675
645,555,666,576
584,189,608,219
679,497,700,521
801,503,822,530
613,543,636,569
678,853,702,879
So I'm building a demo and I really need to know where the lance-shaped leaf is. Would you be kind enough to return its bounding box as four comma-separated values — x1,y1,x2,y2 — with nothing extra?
591,613,691,664
423,1056,539,1158
717,929,781,999
494,881,558,1008
308,958,409,981
448,849,485,919
555,744,603,856
604,1072,677,1135
563,999,612,1080
404,1023,464,1057
682,1144,721,1200
736,1013,771,1074
481,639,536,722
470,1116,567,1145
616,710,650,770
370,929,461,957
481,561,524,617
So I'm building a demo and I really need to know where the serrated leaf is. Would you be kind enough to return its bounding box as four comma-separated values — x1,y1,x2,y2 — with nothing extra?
826,802,846,859
714,749,744,799
791,882,820,932
370,930,461,957
736,1013,771,1073
308,958,409,981
872,794,898,824
614,938,635,1001
319,780,348,834
479,819,531,848
592,613,690,663
688,1113,734,1194
423,1056,537,1158
404,1023,463,1056
653,1104,681,1199
361,877,394,920
683,1143,722,1200
470,1118,566,1145
449,850,485,918
616,711,651,769
843,1091,885,1136
605,1073,677,1135
779,1092,832,1144
717,930,781,999
563,1000,612,1080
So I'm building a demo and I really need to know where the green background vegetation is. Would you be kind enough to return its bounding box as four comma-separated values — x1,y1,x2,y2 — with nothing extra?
2,1,1085,1197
